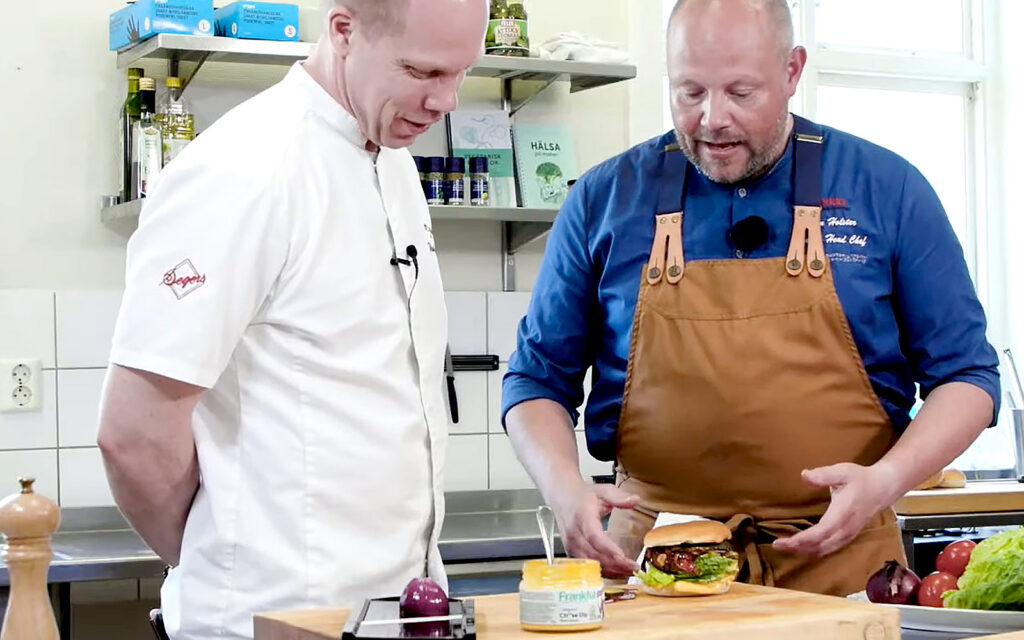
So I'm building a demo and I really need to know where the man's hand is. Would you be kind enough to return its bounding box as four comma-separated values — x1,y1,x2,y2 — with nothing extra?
772,462,901,558
550,483,640,577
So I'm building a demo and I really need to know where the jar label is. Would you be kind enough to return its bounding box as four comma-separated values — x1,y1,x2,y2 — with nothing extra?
519,588,604,626
487,18,528,54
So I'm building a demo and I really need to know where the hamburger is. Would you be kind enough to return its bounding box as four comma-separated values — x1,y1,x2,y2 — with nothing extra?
634,520,740,596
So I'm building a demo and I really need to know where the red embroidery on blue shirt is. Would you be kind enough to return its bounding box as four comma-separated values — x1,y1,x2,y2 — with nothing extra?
821,197,849,210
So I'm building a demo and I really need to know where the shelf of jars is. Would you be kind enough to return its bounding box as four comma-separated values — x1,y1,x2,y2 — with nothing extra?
108,34,633,287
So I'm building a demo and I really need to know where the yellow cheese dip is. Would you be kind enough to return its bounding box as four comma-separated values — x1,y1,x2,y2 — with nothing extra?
519,558,604,632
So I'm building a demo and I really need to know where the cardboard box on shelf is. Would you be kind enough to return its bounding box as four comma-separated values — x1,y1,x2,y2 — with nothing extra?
214,2,299,41
109,0,215,51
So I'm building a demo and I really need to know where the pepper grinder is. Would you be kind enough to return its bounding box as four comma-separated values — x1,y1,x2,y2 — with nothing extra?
0,478,60,640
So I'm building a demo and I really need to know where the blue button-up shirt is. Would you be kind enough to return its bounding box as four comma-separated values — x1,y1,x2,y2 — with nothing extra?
502,124,1000,462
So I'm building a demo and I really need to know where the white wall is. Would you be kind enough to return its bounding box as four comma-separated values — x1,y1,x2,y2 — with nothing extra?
0,0,637,292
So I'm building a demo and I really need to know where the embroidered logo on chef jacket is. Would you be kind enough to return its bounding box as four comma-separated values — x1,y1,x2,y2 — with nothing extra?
161,259,207,299
820,198,870,265
423,223,436,252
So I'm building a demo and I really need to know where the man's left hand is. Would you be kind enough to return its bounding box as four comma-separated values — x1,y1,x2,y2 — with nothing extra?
772,462,900,558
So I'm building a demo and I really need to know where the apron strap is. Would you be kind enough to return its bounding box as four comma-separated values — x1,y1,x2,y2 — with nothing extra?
722,513,816,588
785,117,826,278
647,146,690,286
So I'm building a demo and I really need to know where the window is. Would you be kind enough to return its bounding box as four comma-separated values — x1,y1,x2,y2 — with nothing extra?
659,0,1018,477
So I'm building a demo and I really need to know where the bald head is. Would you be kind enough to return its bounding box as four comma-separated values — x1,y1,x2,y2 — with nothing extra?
326,0,409,38
669,0,794,61
664,0,806,184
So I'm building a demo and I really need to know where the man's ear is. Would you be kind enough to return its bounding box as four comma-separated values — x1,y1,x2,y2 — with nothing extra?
326,4,356,56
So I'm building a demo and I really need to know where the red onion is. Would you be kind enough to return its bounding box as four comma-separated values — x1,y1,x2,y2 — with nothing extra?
866,560,921,605
399,577,450,618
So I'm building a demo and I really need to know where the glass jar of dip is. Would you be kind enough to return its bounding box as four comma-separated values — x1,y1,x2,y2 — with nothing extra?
519,558,604,632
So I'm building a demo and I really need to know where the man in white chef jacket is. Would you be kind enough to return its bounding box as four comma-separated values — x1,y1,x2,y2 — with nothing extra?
97,1,488,638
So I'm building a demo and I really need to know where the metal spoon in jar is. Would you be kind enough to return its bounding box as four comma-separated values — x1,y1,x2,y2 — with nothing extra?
536,505,556,565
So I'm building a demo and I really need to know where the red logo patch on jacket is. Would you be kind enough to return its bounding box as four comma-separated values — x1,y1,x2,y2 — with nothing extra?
821,197,849,210
161,259,207,299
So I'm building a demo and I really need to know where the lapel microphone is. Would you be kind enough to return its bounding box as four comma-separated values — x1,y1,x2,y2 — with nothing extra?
390,244,420,280
727,216,770,253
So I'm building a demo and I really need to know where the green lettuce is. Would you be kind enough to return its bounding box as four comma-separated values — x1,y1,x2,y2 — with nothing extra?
635,553,739,587
942,528,1024,611
695,553,738,578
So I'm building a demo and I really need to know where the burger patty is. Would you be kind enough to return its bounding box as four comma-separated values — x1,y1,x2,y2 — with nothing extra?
644,543,737,575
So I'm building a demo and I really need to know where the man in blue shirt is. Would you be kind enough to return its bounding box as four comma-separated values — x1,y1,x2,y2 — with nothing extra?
502,0,999,596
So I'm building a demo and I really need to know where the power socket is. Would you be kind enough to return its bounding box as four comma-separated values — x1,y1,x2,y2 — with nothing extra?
0,359,43,412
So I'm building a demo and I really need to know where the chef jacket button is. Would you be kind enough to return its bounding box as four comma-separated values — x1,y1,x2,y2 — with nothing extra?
738,188,748,198
648,267,661,279
735,249,744,259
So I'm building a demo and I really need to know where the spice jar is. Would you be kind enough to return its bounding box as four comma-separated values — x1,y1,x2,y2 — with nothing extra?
413,155,427,198
469,156,490,206
444,157,466,205
424,156,446,205
519,558,604,632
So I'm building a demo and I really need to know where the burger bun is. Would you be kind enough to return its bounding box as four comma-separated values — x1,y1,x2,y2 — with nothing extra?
643,520,732,548
640,579,732,597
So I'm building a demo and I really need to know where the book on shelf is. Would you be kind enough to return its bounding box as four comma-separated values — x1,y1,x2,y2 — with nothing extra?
446,110,517,208
512,123,578,210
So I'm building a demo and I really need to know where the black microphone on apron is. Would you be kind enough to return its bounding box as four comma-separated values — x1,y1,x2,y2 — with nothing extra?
728,216,770,254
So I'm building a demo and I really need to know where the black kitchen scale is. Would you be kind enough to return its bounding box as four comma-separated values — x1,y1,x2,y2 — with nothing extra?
340,597,476,640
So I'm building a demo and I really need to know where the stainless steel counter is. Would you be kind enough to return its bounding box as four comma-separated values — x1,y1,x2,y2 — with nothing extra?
0,490,562,586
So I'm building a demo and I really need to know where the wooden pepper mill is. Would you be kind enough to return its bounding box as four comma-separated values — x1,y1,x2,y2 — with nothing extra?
0,478,60,640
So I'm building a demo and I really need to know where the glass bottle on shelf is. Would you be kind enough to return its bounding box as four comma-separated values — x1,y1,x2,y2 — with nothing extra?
131,77,163,200
118,67,144,204
158,76,195,165
485,0,507,55
504,0,529,57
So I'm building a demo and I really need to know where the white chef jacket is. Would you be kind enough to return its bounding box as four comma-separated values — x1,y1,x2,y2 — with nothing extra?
109,63,449,640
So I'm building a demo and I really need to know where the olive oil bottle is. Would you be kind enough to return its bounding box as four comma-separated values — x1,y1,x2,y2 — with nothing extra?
118,67,144,203
131,77,163,199
486,0,529,57
157,76,195,165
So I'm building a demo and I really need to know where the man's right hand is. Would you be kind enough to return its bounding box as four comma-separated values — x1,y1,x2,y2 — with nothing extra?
550,482,640,577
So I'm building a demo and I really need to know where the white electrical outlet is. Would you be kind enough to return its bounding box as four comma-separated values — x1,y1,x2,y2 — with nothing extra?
0,359,43,412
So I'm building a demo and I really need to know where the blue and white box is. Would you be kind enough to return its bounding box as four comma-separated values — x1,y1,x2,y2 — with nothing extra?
214,2,299,41
109,0,215,51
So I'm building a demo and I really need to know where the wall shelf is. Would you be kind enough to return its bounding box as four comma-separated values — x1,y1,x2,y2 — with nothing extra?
100,200,554,252
109,35,634,289
115,35,636,95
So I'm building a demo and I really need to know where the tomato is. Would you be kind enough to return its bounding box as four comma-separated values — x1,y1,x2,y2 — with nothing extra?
935,539,976,577
918,571,958,608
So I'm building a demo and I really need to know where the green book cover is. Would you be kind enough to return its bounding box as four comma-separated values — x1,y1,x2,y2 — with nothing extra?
512,124,578,209
446,110,517,208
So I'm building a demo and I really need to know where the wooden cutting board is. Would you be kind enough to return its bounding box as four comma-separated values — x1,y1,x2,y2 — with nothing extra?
253,583,901,640
894,481,1024,516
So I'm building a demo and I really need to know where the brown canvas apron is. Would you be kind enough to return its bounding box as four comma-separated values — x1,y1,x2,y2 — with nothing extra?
608,119,906,596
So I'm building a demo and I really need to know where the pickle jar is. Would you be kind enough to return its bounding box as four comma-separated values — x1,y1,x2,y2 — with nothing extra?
519,558,604,632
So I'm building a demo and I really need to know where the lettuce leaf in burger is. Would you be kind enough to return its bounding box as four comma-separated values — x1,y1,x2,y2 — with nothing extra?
634,520,739,596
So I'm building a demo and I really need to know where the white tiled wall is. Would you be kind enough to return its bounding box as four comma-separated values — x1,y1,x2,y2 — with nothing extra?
0,289,610,502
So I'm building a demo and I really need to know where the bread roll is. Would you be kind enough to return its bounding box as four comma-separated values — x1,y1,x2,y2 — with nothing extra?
914,470,944,491
939,468,967,488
